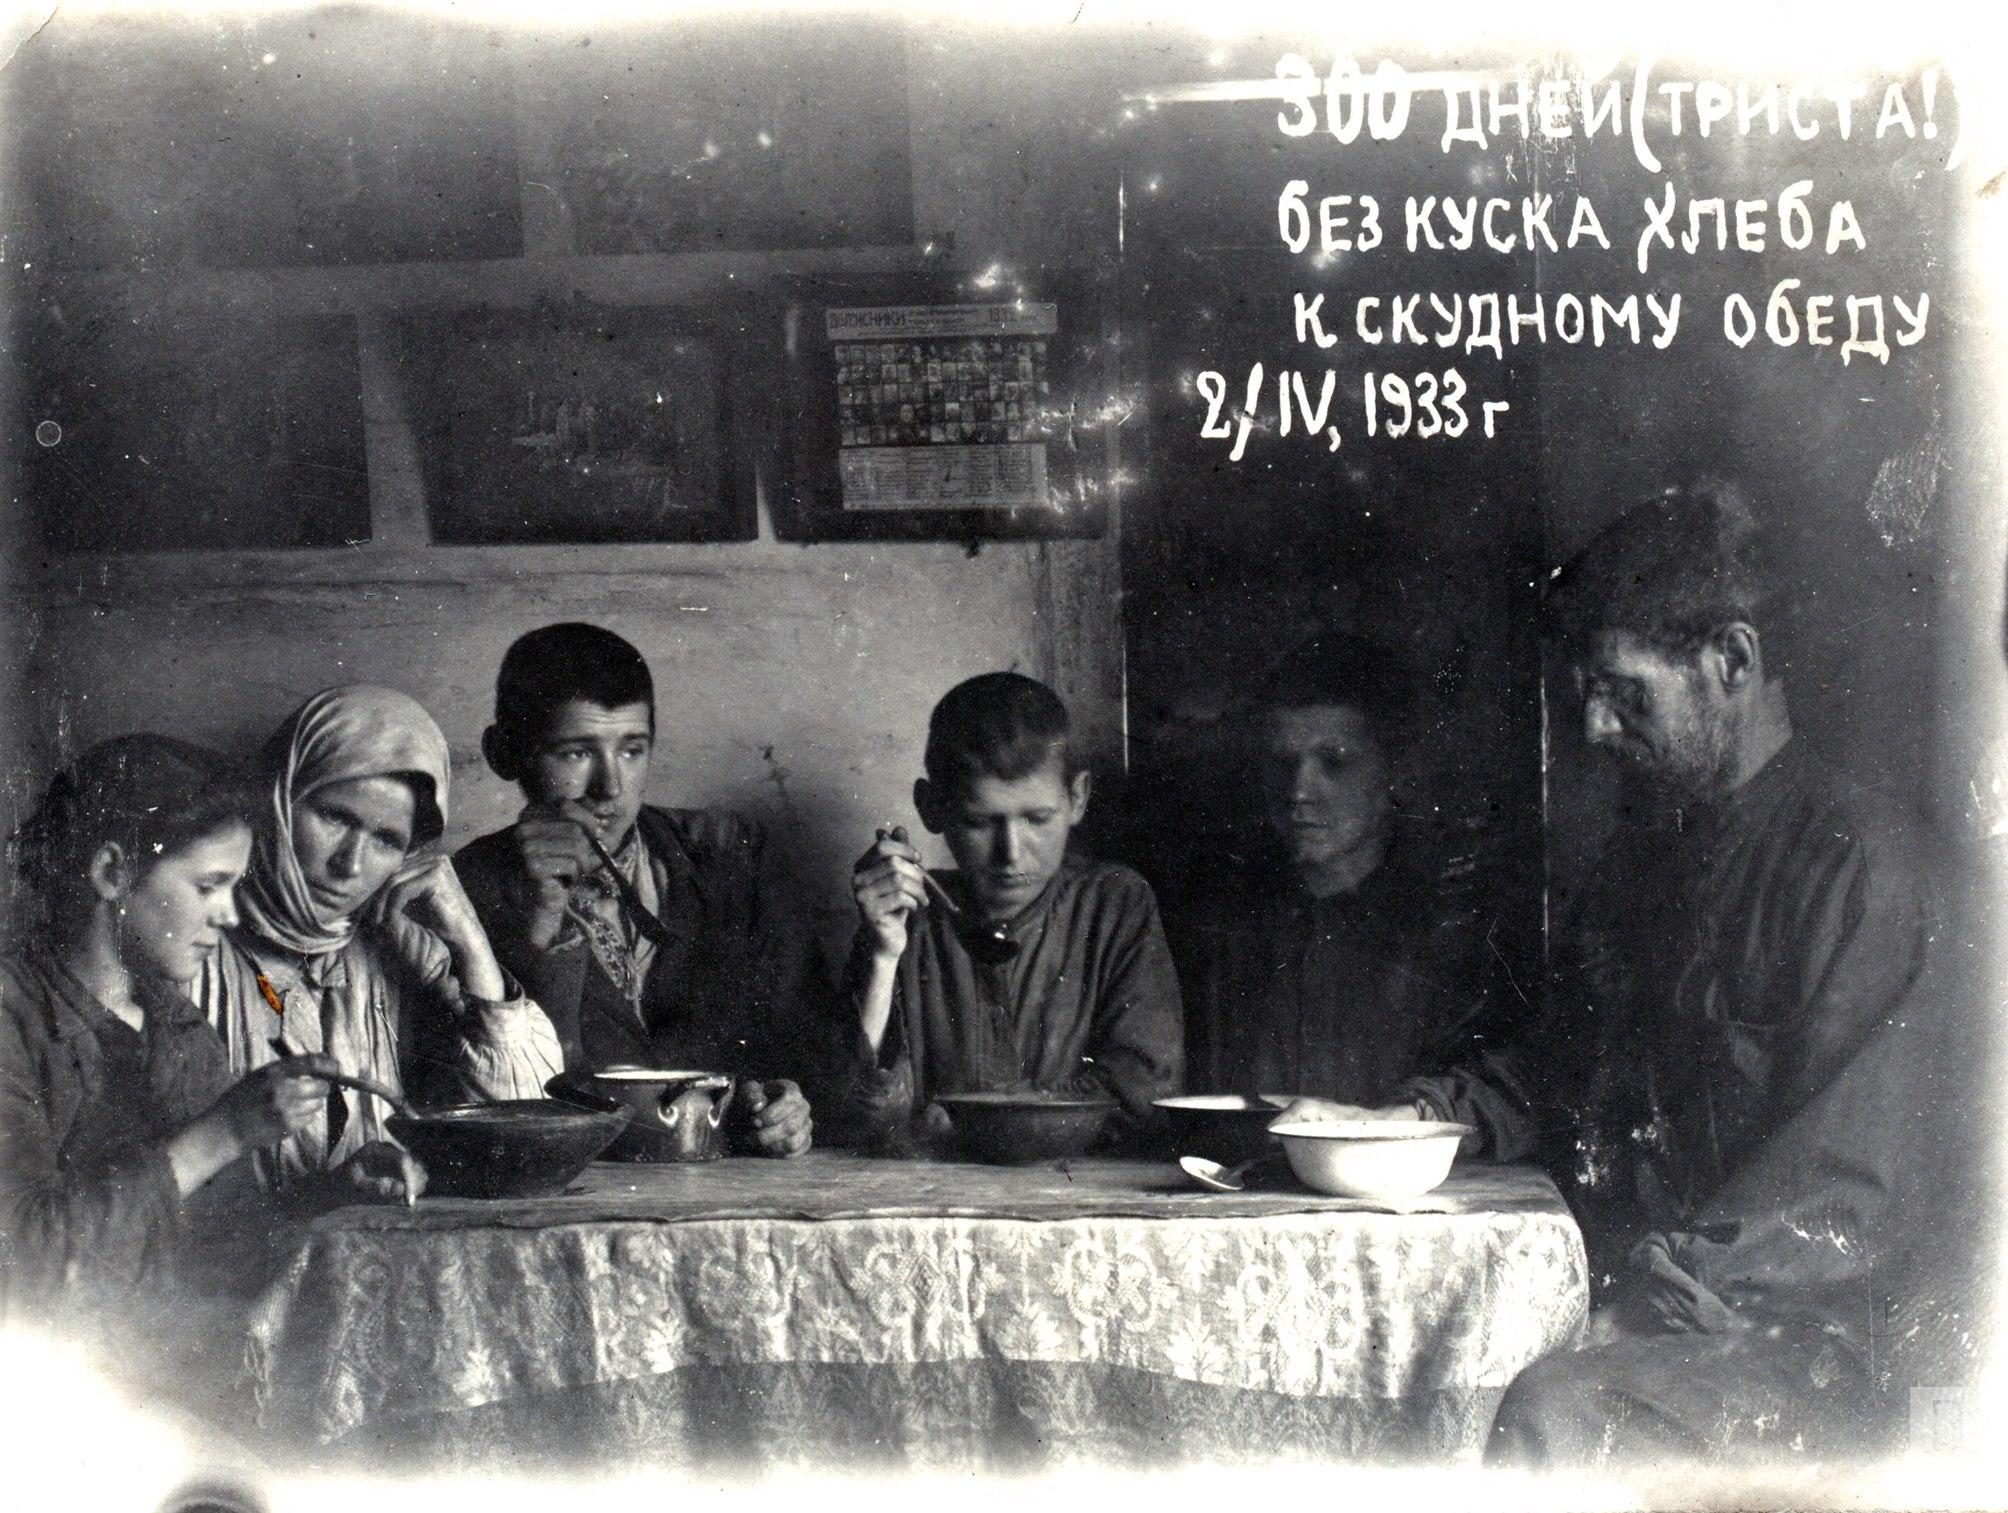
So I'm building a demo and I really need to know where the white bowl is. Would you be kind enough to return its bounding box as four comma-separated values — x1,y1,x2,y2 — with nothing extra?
1268,1120,1473,1199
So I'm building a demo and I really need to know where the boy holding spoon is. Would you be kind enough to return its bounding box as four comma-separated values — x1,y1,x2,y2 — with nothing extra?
455,623,820,1157
846,673,1184,1138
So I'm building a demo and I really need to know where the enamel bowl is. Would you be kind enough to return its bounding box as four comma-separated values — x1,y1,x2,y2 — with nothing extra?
1268,1119,1473,1200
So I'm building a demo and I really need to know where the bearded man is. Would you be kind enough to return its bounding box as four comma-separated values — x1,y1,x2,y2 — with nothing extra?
1473,484,1948,1465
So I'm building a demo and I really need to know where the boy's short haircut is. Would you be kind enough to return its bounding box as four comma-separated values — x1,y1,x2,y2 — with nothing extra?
490,623,654,770
924,672,1076,789
1253,634,1412,747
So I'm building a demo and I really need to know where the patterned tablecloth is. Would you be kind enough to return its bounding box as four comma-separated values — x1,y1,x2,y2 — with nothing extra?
243,1153,1587,1472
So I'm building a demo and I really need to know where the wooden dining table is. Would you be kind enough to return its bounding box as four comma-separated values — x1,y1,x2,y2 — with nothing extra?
242,1150,1588,1473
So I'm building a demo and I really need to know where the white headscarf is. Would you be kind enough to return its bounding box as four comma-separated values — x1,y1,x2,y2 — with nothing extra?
234,684,452,959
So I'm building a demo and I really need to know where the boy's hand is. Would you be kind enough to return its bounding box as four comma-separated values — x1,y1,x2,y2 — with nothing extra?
506,800,602,949
852,824,929,963
736,1079,813,1158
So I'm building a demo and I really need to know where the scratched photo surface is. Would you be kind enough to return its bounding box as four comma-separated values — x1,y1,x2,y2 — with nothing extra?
0,2,2001,1508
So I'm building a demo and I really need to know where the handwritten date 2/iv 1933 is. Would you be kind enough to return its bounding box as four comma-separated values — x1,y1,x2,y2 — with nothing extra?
1194,365,1512,460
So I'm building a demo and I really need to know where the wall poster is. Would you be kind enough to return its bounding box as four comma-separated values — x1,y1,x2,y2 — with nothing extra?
772,275,1116,541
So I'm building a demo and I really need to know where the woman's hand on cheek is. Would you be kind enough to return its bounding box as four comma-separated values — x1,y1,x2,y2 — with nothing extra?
376,856,509,999
378,856,480,942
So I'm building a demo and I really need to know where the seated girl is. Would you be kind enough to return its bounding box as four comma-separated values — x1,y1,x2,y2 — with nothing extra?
195,684,561,1197
0,734,334,1326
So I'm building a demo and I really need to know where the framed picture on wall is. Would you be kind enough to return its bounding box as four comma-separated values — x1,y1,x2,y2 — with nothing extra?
767,270,1117,542
20,285,371,554
400,299,755,545
14,15,522,274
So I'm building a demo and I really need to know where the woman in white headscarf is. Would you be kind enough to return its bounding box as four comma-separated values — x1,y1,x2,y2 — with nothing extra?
196,685,561,1199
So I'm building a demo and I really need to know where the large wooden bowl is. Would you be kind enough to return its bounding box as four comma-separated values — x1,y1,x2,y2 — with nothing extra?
934,1090,1115,1164
386,1100,631,1199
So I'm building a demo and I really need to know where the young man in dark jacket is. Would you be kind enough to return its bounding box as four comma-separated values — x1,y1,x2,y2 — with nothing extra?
453,622,824,1156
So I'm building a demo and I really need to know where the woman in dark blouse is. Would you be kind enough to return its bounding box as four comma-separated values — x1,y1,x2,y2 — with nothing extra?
0,735,333,1328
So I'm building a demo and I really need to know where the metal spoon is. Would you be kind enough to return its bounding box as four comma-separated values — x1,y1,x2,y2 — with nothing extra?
1180,1153,1268,1192
876,824,963,918
270,1035,421,1120
573,821,685,950
307,1067,422,1122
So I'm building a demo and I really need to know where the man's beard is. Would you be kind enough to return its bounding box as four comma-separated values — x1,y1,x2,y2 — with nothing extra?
1614,712,1738,819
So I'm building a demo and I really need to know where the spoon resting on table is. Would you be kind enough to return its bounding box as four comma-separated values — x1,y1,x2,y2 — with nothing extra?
1180,1153,1272,1192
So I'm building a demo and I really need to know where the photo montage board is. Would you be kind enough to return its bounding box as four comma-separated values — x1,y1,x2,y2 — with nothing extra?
771,273,1116,541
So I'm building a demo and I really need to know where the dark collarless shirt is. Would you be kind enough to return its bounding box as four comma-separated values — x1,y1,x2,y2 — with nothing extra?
1550,743,1937,1345
1179,862,1453,1102
0,949,232,1320
1173,847,1537,1155
1566,743,1927,1310
868,854,1184,1118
